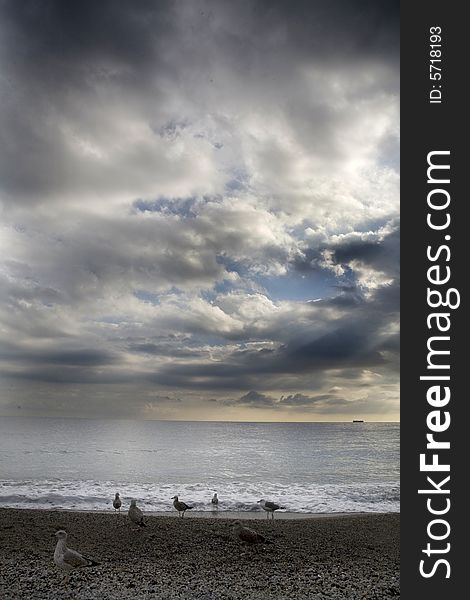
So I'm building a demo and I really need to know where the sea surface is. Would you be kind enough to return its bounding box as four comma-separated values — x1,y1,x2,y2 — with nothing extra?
0,417,399,513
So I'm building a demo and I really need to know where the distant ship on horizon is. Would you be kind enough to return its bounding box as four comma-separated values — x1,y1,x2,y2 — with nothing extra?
352,420,365,423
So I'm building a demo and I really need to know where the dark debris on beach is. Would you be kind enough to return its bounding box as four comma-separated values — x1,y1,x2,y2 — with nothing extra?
0,509,399,599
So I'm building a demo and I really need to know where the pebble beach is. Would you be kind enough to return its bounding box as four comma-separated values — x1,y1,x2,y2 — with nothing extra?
0,508,399,599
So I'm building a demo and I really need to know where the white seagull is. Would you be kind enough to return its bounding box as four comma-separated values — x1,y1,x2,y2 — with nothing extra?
112,492,122,513
53,530,100,584
171,495,194,517
128,499,146,528
258,499,285,519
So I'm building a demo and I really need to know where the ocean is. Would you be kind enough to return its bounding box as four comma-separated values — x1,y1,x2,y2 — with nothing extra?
0,417,399,513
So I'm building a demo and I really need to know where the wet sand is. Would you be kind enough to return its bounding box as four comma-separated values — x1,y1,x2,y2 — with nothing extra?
0,508,399,599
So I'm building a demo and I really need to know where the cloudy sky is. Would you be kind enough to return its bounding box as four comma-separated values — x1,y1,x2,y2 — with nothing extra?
0,0,399,421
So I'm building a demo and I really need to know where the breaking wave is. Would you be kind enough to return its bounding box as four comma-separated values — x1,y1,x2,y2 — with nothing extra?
0,479,399,513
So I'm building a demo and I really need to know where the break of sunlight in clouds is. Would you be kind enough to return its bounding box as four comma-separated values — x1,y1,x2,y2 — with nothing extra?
0,0,399,420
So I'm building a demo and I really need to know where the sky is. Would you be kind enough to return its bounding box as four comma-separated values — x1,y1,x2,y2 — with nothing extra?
0,0,399,421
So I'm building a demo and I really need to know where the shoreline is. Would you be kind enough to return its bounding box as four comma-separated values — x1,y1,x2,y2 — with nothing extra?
0,508,399,599
0,506,397,520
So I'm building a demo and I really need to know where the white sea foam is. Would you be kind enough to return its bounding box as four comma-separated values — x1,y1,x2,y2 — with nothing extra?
0,479,399,513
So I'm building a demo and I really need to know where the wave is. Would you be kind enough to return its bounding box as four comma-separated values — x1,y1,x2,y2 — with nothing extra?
0,479,399,513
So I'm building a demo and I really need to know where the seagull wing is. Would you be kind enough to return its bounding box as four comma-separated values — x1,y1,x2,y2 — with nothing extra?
137,507,146,525
265,501,280,510
62,548,93,569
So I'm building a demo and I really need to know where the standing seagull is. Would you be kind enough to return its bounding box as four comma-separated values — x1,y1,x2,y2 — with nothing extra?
258,499,285,519
128,499,146,528
211,493,219,509
112,492,122,513
171,495,193,517
53,530,100,584
231,521,271,545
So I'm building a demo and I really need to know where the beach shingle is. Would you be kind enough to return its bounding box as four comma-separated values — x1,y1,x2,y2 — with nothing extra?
0,509,399,599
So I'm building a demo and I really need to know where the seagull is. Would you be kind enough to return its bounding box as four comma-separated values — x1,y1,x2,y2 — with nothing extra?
171,495,193,517
231,521,271,545
211,493,219,509
113,492,122,513
128,499,146,528
53,530,100,584
258,499,285,519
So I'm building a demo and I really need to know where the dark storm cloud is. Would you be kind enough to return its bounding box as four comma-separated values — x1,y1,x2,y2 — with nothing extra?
0,342,121,384
128,342,209,359
148,294,399,391
260,0,399,61
284,325,384,369
0,367,131,385
233,390,276,407
0,0,398,201
333,225,400,277
370,277,400,312
1,0,169,63
326,293,362,310
1,0,166,197
0,347,117,367
294,222,400,282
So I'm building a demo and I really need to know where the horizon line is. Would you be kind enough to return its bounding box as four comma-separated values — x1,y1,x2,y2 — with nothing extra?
0,414,400,424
